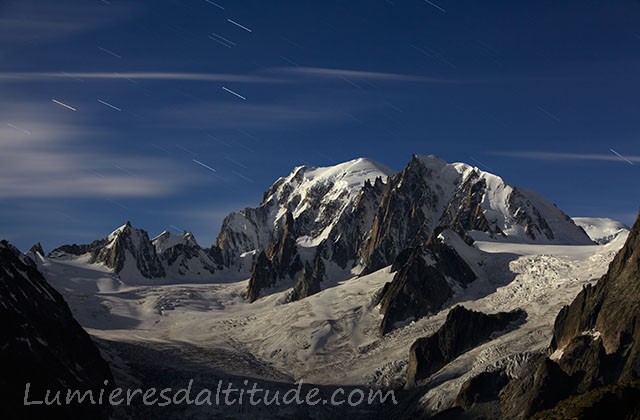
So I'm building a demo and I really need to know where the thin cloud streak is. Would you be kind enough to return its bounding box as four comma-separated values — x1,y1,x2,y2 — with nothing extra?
0,67,466,84
271,66,465,83
0,72,280,84
490,150,640,163
0,114,202,198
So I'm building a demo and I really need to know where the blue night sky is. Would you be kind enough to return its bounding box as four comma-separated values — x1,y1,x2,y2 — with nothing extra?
1,0,639,251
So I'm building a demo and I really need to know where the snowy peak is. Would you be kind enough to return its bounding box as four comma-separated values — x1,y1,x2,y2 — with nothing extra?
361,154,593,272
216,157,394,273
26,242,45,264
216,154,593,299
263,157,394,223
48,223,223,282
90,222,166,279
153,230,223,279
572,217,630,244
152,230,199,254
48,222,166,280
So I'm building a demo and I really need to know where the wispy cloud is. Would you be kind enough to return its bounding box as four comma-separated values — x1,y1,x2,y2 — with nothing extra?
0,104,201,198
269,66,460,83
0,72,279,84
0,67,462,85
0,0,134,48
151,91,381,130
490,150,640,164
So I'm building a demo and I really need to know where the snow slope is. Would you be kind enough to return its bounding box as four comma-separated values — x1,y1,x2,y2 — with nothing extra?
37,229,626,416
572,217,630,244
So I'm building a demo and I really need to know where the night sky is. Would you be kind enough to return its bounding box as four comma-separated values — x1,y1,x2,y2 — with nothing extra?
2,0,640,251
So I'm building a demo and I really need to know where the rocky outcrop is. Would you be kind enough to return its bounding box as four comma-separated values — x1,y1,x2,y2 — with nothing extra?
406,306,526,388
49,223,225,281
246,212,303,301
27,242,44,258
377,235,478,335
508,188,556,241
530,381,640,420
361,155,446,274
552,212,640,366
518,210,640,415
50,222,166,279
360,155,592,275
456,370,510,409
152,231,223,278
92,222,165,278
246,251,277,302
322,176,388,269
0,240,113,419
290,252,325,302
436,171,499,244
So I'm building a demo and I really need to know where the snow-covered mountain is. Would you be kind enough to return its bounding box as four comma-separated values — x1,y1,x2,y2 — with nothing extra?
152,230,223,280
215,157,394,300
48,222,222,282
572,217,630,244
214,154,593,301
216,157,393,271
360,155,593,273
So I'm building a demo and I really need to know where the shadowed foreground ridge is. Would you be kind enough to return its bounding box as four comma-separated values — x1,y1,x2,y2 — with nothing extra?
0,240,113,420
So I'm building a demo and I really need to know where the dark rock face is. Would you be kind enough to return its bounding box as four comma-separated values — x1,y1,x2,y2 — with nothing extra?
216,204,274,270
90,222,165,278
552,213,640,369
406,306,526,388
530,381,640,420
323,177,388,270
456,370,510,409
246,251,278,302
361,155,444,274
290,253,325,302
0,240,113,419
246,212,303,302
153,231,223,277
507,188,556,242
436,172,499,243
27,242,45,258
377,237,478,335
50,222,166,279
206,245,225,267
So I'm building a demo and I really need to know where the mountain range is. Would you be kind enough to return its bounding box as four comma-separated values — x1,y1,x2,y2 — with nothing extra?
40,155,595,333
3,154,637,419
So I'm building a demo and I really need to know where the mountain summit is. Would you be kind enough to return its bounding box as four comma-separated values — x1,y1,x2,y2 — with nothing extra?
213,154,593,301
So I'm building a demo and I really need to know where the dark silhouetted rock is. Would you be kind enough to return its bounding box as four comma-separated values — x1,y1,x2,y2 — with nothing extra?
406,306,526,388
456,370,510,409
377,237,478,335
291,253,325,302
0,240,113,419
246,212,303,301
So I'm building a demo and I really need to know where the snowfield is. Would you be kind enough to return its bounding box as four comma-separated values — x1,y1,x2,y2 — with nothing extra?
572,216,630,244
37,228,629,415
